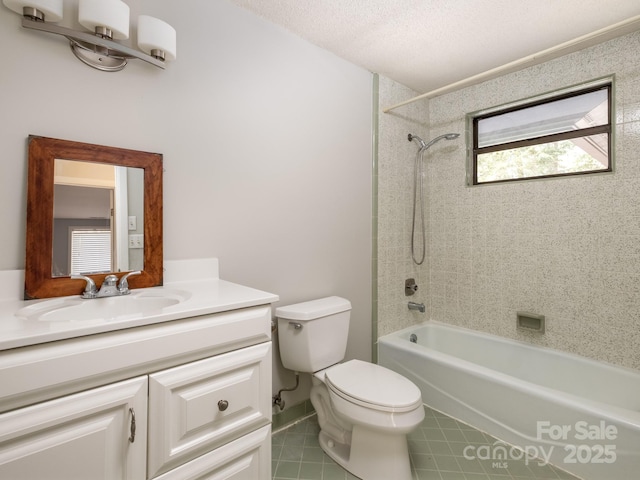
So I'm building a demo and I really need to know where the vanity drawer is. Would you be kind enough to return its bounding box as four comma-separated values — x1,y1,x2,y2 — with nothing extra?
147,342,272,478
152,424,271,480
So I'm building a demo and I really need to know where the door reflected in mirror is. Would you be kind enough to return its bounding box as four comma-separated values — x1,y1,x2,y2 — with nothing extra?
52,160,144,277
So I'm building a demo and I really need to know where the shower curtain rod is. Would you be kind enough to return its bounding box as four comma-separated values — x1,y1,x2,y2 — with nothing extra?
383,14,640,113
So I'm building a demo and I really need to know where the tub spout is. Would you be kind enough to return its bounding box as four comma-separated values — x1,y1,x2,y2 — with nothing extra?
408,301,425,313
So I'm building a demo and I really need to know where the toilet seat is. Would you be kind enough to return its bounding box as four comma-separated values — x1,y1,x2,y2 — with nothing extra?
324,360,422,413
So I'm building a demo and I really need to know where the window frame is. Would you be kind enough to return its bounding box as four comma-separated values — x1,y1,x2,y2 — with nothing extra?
469,79,613,186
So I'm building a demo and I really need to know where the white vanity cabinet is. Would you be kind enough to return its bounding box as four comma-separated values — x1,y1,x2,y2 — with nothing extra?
0,376,148,480
0,303,274,480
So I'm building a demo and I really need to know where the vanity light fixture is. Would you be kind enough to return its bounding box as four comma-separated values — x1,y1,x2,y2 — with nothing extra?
2,0,176,72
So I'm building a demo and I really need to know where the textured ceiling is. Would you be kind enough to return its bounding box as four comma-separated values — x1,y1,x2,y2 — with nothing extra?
227,0,640,95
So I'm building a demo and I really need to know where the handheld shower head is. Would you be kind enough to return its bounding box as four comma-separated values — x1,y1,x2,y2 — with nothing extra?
423,133,460,150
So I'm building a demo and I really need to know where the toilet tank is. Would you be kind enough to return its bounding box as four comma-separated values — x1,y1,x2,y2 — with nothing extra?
275,296,351,373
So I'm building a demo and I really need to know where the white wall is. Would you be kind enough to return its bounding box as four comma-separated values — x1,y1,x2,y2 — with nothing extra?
378,31,640,372
0,0,373,408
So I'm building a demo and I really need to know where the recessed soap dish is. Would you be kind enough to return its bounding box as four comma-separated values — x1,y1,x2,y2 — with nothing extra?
517,311,545,333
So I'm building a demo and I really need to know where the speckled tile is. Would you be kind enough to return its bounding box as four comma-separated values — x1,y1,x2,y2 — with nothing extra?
377,30,640,371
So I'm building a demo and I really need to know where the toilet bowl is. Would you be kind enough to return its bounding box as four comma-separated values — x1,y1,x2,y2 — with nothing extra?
275,297,424,480
325,359,424,432
312,360,424,480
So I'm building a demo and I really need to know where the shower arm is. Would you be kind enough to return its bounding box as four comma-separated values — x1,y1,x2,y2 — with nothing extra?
408,133,460,151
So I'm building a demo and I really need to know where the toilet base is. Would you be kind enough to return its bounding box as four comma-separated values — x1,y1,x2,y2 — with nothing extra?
318,424,413,480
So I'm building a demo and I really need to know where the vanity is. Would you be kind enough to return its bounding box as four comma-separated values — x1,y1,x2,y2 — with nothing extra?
0,258,279,479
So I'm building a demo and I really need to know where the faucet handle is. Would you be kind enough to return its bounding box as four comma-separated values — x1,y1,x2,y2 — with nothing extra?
118,271,141,294
70,274,98,298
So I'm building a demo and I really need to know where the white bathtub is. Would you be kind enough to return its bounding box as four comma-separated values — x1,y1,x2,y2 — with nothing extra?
378,321,640,480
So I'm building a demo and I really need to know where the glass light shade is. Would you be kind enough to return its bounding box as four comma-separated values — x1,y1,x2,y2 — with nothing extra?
78,0,129,40
137,15,176,61
2,0,63,22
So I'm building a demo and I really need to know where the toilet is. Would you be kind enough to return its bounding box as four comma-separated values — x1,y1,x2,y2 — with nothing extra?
276,296,424,480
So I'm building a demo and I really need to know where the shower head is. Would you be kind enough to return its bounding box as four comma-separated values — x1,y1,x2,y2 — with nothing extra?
408,132,460,151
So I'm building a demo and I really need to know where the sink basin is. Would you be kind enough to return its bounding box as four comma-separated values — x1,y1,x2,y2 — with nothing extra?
16,289,191,323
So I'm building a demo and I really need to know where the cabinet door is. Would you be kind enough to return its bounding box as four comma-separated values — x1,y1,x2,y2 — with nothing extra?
0,376,148,480
148,342,271,478
153,425,271,480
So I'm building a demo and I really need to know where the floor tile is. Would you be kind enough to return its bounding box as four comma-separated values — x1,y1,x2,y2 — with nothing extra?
271,407,582,480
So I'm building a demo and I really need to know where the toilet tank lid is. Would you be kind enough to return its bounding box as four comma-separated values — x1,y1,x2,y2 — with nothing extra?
275,296,351,321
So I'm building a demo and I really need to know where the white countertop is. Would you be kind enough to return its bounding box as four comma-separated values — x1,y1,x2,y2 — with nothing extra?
0,259,279,351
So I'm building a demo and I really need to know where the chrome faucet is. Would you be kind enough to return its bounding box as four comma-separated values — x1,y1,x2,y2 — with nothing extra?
118,270,141,294
408,301,425,313
71,271,141,299
70,274,98,298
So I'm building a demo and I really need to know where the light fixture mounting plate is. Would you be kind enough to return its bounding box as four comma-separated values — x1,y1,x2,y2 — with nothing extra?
69,39,127,72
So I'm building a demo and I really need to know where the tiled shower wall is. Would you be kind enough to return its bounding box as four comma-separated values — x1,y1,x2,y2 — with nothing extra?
377,30,640,371
376,77,430,337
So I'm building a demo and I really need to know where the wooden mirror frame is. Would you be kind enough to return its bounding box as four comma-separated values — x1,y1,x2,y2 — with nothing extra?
25,136,163,299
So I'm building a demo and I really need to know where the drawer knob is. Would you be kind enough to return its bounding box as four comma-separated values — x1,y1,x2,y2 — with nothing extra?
218,400,229,411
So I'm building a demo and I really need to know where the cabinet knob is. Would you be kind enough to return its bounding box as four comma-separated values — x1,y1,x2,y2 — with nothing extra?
218,400,229,411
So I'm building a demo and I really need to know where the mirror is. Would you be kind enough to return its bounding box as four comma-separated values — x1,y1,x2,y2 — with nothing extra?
25,136,163,299
52,160,144,277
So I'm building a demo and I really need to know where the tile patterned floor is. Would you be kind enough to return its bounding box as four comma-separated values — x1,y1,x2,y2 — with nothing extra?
272,406,581,480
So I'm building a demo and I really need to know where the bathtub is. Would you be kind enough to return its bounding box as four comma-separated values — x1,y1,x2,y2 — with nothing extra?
378,321,640,480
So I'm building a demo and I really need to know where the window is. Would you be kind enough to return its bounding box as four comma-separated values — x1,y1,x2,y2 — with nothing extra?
69,228,112,275
470,81,612,185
